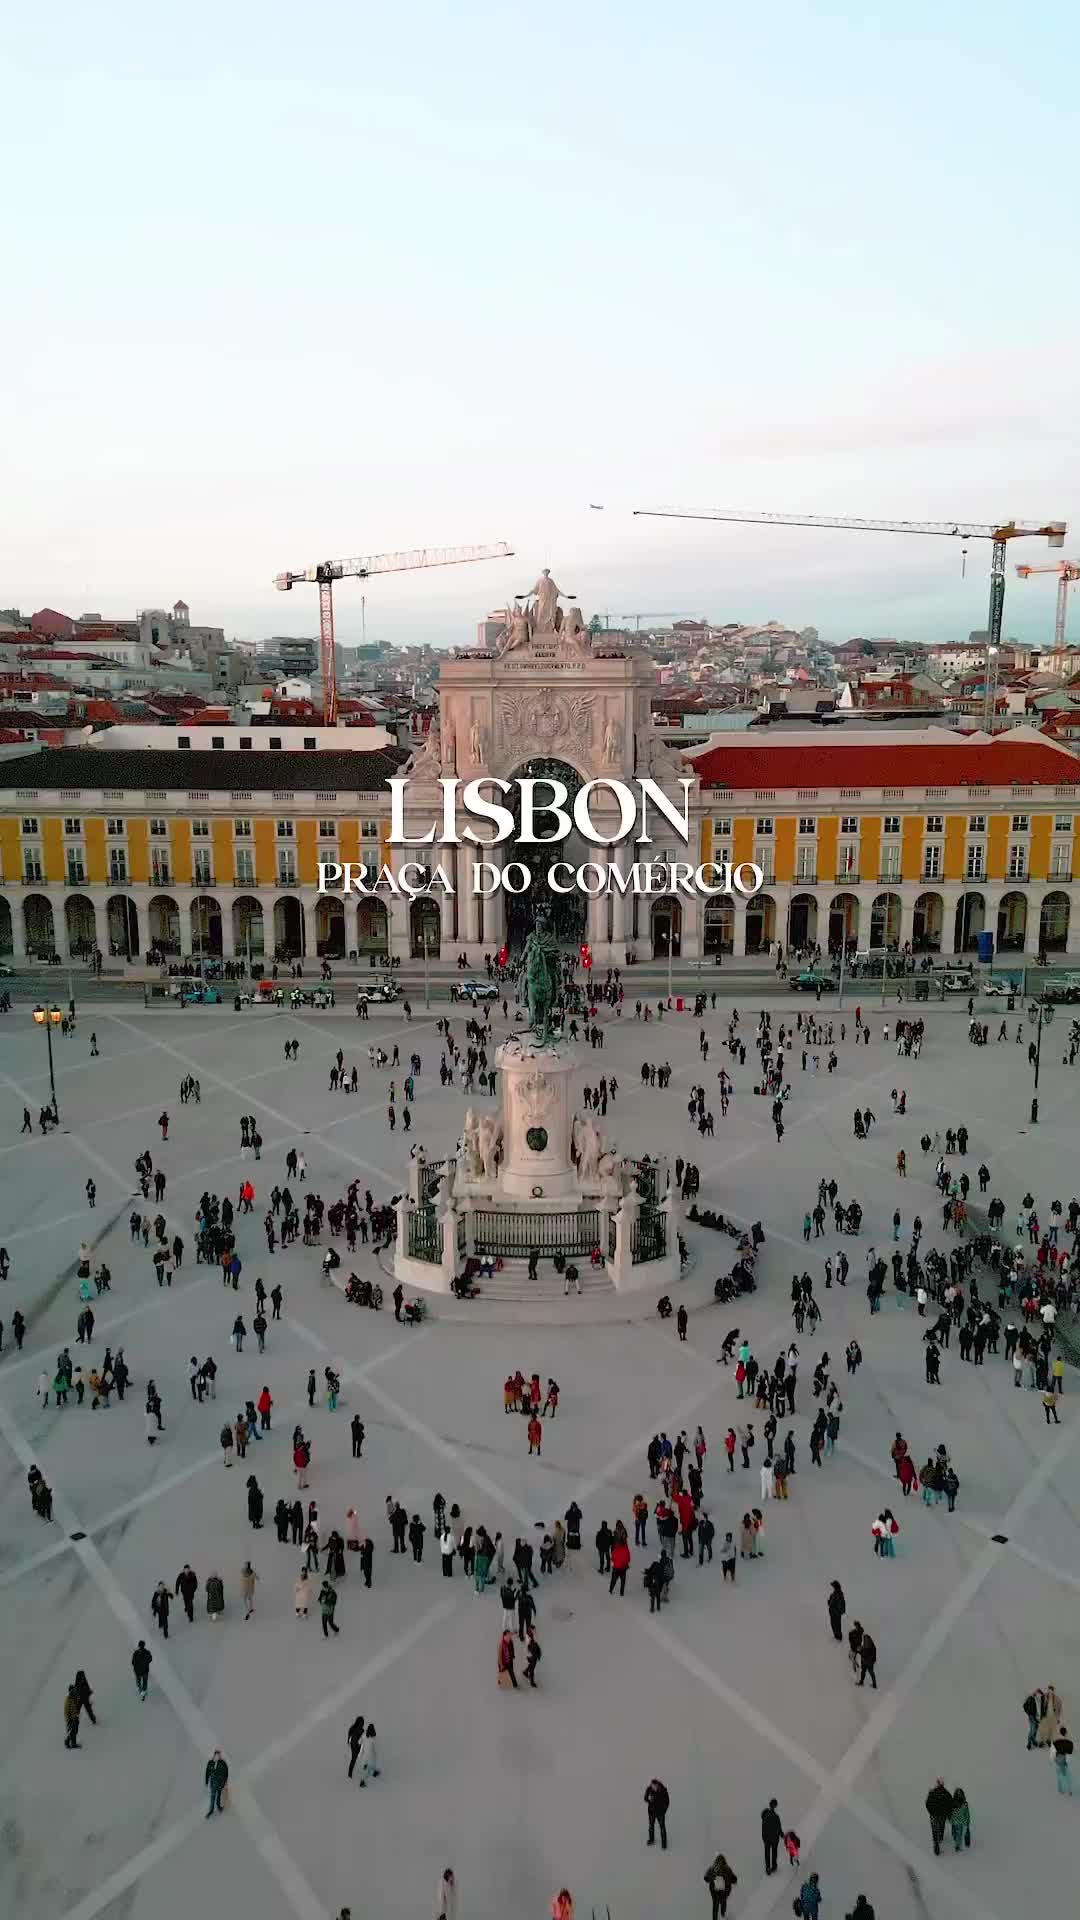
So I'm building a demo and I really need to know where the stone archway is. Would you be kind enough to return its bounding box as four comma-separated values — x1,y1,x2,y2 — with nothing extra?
504,758,588,949
274,896,303,959
787,892,818,952
107,894,139,959
996,890,1027,953
232,897,264,962
410,897,441,959
356,898,388,957
64,893,97,958
1039,890,1070,953
191,894,223,958
870,891,901,949
913,891,943,952
953,891,985,953
651,897,682,959
703,900,733,955
316,896,346,958
23,894,55,958
745,891,776,953
829,892,859,953
148,894,179,955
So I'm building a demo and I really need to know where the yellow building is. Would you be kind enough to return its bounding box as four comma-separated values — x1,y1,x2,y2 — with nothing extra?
0,725,1077,965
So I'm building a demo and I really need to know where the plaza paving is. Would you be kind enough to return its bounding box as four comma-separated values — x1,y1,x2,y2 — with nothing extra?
0,988,1076,1920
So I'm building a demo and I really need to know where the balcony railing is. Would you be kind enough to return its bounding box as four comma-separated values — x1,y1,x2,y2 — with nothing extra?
1006,869,1030,884
793,871,818,886
833,870,860,885
877,872,903,884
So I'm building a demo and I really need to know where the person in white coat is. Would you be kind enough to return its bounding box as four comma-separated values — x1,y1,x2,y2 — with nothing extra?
759,1460,773,1501
358,1722,379,1786
437,1868,458,1918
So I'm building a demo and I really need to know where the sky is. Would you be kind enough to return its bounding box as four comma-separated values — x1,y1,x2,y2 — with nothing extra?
3,1,1079,651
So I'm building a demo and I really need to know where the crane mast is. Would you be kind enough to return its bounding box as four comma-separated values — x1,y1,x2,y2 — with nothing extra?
1015,561,1080,649
274,541,514,725
634,506,1066,729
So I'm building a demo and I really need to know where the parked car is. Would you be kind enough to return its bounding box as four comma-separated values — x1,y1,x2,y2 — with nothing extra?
451,979,499,1002
789,969,835,993
174,984,222,1004
941,972,976,994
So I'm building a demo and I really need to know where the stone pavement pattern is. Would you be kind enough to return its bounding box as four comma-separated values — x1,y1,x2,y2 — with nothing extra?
0,993,1076,1920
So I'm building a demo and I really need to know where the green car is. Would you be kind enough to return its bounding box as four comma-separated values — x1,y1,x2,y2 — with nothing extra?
790,969,835,993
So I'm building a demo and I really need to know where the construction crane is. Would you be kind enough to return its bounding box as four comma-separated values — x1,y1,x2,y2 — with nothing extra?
1015,560,1080,649
633,506,1066,728
274,542,514,724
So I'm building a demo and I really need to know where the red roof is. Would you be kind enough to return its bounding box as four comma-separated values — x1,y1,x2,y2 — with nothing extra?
693,736,1079,791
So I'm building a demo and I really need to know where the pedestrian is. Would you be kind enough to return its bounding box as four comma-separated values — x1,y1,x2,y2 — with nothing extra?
63,1685,81,1749
796,1871,821,1918
827,1579,845,1642
925,1777,954,1855
205,1748,229,1816
240,1560,258,1620
949,1786,971,1851
761,1798,782,1874
644,1777,670,1849
347,1714,365,1778
704,1854,737,1920
131,1639,152,1699
437,1868,458,1919
1053,1726,1074,1794
319,1578,340,1636
73,1669,97,1728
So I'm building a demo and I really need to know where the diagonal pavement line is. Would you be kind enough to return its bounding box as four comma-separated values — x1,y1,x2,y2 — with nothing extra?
838,1431,1080,1598
59,1808,207,1920
103,1012,397,1186
637,1615,1003,1920
0,1390,327,1920
247,1592,459,1782
2,1270,214,1381
0,1332,416,1590
58,1590,460,1920
736,1417,1077,1920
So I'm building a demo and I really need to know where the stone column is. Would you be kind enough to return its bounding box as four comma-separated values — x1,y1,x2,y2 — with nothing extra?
732,899,749,958
219,901,236,960
9,898,27,963
302,900,319,961
482,848,505,951
898,897,916,954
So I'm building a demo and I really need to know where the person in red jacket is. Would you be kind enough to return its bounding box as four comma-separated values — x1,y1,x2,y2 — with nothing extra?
609,1536,631,1596
256,1385,273,1432
527,1414,542,1456
676,1490,696,1558
724,1428,737,1472
529,1374,542,1411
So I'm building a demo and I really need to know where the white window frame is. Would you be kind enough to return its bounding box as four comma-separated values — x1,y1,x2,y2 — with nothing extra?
840,816,858,834
149,817,168,837
879,844,901,878
191,819,210,838
235,848,255,884
1011,813,1029,833
882,815,901,836
1007,844,1027,879
106,817,125,836
713,817,732,835
965,844,984,879
23,846,43,880
798,816,816,835
756,817,773,836
63,816,81,837
21,816,38,835
925,814,943,835
1054,814,1072,834
968,815,986,834
234,818,252,838
276,820,295,839
922,845,942,879
109,848,128,883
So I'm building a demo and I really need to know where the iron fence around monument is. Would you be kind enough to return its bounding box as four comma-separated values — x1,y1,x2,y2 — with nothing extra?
407,1206,443,1264
631,1207,668,1265
472,1209,601,1258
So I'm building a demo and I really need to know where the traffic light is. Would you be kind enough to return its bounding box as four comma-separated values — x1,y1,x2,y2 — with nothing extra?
580,942,592,971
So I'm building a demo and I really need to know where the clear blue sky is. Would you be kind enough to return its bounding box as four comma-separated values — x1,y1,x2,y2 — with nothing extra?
4,1,1078,649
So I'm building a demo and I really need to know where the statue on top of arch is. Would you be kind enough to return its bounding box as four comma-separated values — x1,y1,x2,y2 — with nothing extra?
498,570,589,655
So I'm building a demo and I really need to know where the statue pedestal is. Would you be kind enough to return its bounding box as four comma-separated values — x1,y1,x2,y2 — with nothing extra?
496,1035,580,1199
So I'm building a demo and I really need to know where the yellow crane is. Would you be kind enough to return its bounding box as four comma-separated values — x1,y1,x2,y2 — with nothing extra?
1015,559,1080,649
274,541,514,724
633,506,1066,728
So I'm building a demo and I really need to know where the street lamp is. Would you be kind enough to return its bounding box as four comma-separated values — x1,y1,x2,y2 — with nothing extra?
1028,998,1054,1124
32,1003,62,1117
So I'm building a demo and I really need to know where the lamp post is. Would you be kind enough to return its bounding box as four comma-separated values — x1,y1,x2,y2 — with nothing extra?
667,928,674,1003
1029,998,1053,1124
32,1003,62,1117
423,925,431,1010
